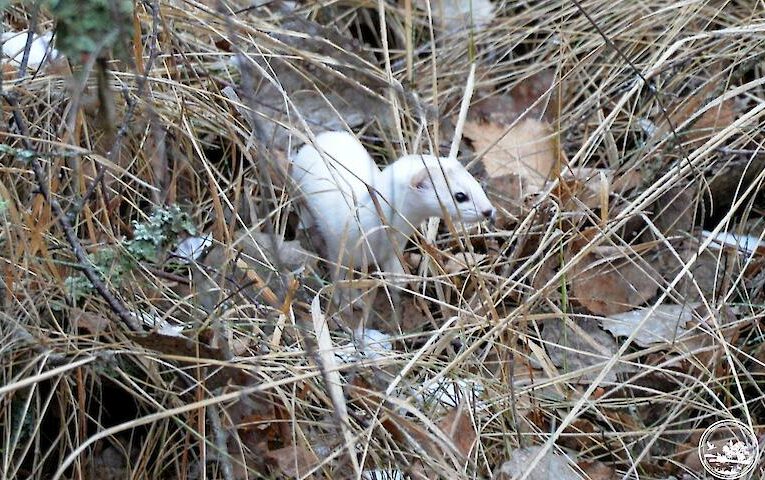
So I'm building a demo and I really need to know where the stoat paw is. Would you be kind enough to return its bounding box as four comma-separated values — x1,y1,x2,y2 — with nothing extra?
331,286,366,311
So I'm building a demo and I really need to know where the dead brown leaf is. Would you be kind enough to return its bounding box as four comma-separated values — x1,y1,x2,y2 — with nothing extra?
71,308,110,334
569,254,659,315
472,70,558,123
129,330,253,389
658,78,737,145
541,317,637,382
347,375,386,409
465,118,560,197
221,389,291,478
557,167,643,211
265,444,319,478
83,444,130,480
130,331,225,360
658,238,738,304
350,379,478,476
437,406,476,458
659,81,717,139
238,408,286,445
560,418,598,451
706,157,765,220
484,173,524,220
531,252,559,296
600,304,698,347
660,78,738,149
576,460,615,480
359,401,479,476
393,296,433,333
380,411,442,461
464,75,562,219
495,446,583,480
682,443,703,475
687,98,737,146
650,187,695,237
567,230,661,315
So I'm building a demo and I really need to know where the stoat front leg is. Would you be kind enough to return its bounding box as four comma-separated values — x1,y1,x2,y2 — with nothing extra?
328,261,366,310
383,254,406,281
379,252,407,305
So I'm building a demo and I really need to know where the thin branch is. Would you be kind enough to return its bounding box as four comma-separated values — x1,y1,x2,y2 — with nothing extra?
16,3,39,77
76,0,162,212
569,0,699,178
3,92,140,332
207,404,236,480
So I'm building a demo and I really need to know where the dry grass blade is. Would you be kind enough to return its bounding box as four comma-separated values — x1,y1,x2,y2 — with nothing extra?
2,0,765,479
310,293,361,476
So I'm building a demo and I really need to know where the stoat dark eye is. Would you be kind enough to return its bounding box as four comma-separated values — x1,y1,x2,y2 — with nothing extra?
454,192,469,203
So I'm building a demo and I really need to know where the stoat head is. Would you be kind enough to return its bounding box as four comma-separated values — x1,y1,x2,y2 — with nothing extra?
394,154,495,224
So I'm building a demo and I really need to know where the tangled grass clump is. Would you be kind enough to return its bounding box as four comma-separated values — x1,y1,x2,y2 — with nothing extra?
1,0,765,479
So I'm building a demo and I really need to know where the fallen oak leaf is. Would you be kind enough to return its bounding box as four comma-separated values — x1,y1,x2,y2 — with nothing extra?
600,304,699,347
71,308,110,334
495,446,583,480
437,406,476,458
560,418,599,452
464,117,561,197
129,331,247,389
569,252,660,315
566,230,661,315
414,0,495,33
654,78,739,150
685,97,737,147
576,460,615,480
541,317,637,382
129,331,225,360
265,444,320,478
472,70,559,123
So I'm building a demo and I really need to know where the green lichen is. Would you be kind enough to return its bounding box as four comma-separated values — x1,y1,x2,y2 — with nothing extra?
64,205,196,304
45,0,133,60
127,205,197,263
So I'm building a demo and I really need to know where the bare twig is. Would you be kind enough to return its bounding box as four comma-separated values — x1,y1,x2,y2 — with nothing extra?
3,92,140,331
207,404,236,480
76,0,162,213
16,4,39,77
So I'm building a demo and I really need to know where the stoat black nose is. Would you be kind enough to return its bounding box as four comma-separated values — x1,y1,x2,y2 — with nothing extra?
482,208,496,222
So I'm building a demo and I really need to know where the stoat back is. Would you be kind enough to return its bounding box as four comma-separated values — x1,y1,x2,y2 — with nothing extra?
291,131,379,203
290,131,382,267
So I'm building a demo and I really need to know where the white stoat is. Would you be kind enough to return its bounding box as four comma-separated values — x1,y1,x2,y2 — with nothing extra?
290,131,494,289
1,31,58,69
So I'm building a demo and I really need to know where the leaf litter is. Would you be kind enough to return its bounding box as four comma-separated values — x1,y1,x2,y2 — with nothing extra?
2,1,765,480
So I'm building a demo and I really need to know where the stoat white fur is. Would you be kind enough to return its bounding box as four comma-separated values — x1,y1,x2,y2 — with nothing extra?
290,131,494,296
2,31,58,69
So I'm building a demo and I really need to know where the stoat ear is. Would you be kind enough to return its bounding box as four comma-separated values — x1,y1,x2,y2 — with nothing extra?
410,166,431,190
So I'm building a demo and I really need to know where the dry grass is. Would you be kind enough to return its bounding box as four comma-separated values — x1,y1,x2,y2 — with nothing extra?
1,0,765,479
